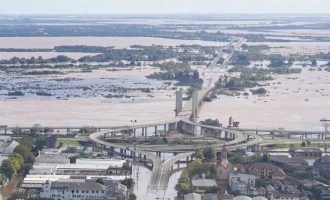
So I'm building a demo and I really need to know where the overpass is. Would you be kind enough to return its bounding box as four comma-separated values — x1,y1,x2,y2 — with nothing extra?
89,40,262,191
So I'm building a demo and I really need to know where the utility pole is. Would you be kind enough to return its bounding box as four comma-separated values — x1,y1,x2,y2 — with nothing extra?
320,118,330,132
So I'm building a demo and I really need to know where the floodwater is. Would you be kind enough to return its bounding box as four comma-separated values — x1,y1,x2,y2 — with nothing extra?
0,37,225,49
200,68,330,130
247,42,330,55
0,52,99,60
0,67,178,127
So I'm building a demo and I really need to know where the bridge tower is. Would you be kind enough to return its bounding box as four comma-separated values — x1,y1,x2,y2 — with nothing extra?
191,91,198,121
175,89,183,117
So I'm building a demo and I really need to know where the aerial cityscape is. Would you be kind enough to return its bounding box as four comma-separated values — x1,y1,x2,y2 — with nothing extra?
0,0,330,200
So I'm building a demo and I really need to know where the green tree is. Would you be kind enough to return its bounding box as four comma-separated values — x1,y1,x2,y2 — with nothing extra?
8,192,27,200
203,147,216,161
1,159,16,179
301,141,306,147
13,145,31,160
195,148,204,159
24,153,35,164
10,154,24,169
8,157,21,172
162,137,168,144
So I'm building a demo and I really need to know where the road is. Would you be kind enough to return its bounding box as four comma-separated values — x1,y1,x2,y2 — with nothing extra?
89,40,255,192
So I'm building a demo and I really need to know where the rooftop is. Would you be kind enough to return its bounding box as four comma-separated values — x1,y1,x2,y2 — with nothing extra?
76,158,126,167
270,155,308,165
191,179,217,188
50,181,106,191
290,147,322,153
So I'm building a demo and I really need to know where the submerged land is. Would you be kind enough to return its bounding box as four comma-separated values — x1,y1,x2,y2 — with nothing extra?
0,14,330,200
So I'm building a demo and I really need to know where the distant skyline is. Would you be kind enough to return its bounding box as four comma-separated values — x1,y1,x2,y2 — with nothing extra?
1,0,330,15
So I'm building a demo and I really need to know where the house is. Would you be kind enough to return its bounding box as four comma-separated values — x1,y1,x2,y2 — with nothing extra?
270,191,300,200
256,187,266,197
0,140,19,154
314,155,330,179
246,163,285,180
228,172,256,195
290,147,322,158
270,155,310,173
191,179,217,193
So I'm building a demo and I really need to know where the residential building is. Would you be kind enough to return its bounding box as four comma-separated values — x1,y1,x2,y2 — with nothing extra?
290,147,322,158
270,155,310,173
191,179,217,193
228,172,256,195
0,139,19,154
270,191,300,200
40,179,127,200
314,155,330,179
246,163,285,180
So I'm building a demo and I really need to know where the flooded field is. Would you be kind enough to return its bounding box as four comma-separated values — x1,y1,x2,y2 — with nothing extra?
200,68,330,130
0,37,226,49
0,66,178,127
0,52,99,59
248,42,330,55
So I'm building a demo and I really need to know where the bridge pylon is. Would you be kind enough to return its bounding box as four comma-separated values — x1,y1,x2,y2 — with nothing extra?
175,89,183,117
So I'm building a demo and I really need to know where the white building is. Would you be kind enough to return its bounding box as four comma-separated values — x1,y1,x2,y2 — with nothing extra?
30,159,130,176
40,180,127,200
229,172,256,195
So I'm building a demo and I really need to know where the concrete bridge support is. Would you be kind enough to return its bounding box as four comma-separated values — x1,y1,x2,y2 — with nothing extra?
144,127,148,137
168,122,177,131
175,89,183,117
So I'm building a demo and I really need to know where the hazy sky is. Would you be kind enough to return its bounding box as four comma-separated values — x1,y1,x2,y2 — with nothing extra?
1,0,330,15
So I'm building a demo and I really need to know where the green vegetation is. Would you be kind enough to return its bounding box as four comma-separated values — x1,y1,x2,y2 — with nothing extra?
147,62,203,88
202,147,216,161
230,52,251,66
274,142,330,149
221,77,257,91
227,149,268,164
250,88,267,95
0,55,72,65
78,47,176,62
175,159,217,195
199,119,222,127
57,138,79,146
1,136,45,181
